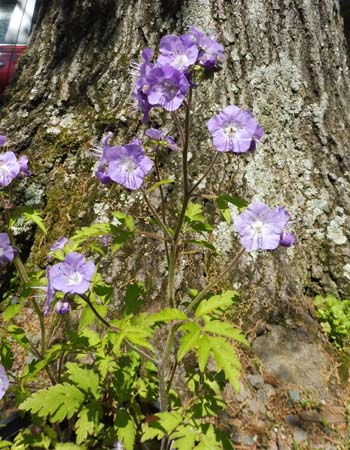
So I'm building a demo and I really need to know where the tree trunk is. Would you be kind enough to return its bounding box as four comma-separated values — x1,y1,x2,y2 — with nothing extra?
2,0,349,313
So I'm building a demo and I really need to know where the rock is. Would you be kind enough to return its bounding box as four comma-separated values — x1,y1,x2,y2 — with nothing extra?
249,398,266,415
253,325,327,394
232,433,257,446
236,382,250,402
248,374,265,389
285,414,300,427
263,383,276,398
288,389,301,403
293,428,308,443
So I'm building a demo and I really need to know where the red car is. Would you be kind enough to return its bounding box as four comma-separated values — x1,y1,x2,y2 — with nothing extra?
0,0,37,94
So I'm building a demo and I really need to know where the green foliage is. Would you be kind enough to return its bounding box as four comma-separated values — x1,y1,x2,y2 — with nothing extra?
214,194,248,225
19,383,85,421
314,294,350,348
185,202,213,233
177,290,248,392
9,206,47,234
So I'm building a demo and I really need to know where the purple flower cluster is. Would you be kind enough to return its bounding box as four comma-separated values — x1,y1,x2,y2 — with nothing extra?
234,202,294,251
0,233,15,265
133,27,225,121
95,134,153,190
44,251,95,315
0,364,9,399
0,136,31,187
208,105,264,153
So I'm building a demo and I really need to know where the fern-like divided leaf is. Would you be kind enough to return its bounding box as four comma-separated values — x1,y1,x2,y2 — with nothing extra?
19,383,85,422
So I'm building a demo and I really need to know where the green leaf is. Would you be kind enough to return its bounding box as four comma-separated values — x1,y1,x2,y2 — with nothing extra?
111,230,131,255
75,408,94,444
3,299,24,322
197,335,211,372
171,432,196,450
0,441,12,449
75,401,103,445
55,444,87,450
211,338,241,391
116,409,136,450
203,321,248,346
19,383,85,422
194,291,239,318
112,211,135,232
10,206,47,233
123,281,145,315
147,178,175,193
177,322,201,361
66,362,100,398
0,338,14,370
149,308,187,324
215,195,249,224
7,325,31,351
185,202,205,223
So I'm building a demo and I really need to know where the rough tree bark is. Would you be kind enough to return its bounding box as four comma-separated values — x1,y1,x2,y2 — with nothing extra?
1,0,350,446
1,0,349,312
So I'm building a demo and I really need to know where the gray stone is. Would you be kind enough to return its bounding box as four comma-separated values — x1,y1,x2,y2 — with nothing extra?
263,383,276,398
236,382,250,402
288,389,301,403
249,398,266,415
253,325,327,394
248,374,264,389
293,428,308,443
285,414,300,427
232,433,256,446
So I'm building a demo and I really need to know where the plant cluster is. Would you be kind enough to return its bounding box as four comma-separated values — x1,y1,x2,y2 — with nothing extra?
314,294,350,349
0,26,294,449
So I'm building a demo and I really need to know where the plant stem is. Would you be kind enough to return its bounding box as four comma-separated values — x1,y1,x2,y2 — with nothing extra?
142,189,173,241
154,155,170,265
184,247,245,314
188,152,220,195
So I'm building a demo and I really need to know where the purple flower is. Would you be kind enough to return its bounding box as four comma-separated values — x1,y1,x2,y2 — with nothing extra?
0,151,20,187
0,135,6,146
44,266,55,316
0,364,9,399
157,34,198,70
0,233,15,265
50,237,68,252
96,140,153,190
50,252,96,295
54,300,71,315
234,202,294,251
279,231,295,247
145,128,176,150
133,48,154,123
145,65,190,111
208,105,264,153
189,26,225,70
18,155,31,177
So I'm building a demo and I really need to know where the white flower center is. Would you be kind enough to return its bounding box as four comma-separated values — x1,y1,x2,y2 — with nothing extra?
251,220,265,234
0,161,9,176
121,158,137,173
67,271,83,286
225,125,237,138
0,248,3,257
174,54,189,68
